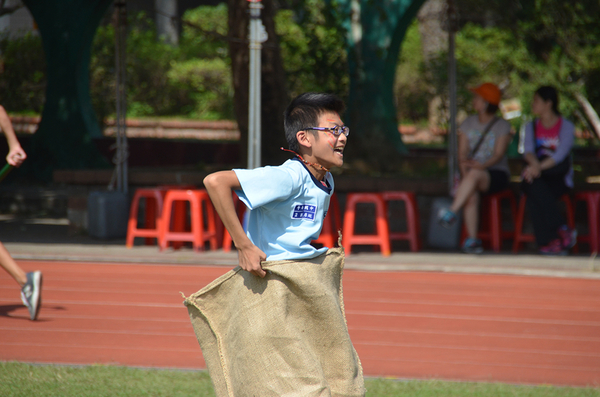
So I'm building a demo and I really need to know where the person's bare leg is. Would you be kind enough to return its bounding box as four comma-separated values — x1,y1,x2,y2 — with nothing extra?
0,241,26,286
463,192,480,239
463,169,491,239
450,169,485,213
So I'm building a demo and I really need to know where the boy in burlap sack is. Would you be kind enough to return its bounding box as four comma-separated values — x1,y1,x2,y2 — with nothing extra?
184,92,365,396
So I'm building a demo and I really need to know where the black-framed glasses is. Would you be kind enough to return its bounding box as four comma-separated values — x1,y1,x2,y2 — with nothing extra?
302,125,350,137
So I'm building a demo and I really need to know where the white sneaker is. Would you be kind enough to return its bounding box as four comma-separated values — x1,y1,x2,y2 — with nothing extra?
21,271,42,320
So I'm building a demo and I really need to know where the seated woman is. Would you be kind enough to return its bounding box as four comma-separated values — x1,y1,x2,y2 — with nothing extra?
521,86,576,255
438,82,512,254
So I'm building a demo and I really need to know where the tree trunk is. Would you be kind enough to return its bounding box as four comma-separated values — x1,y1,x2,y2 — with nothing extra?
155,0,178,45
228,0,288,168
418,0,447,133
575,92,600,141
335,0,426,172
22,0,112,181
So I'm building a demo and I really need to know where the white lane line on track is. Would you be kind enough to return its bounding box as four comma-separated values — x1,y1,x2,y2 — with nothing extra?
352,340,600,358
344,297,600,313
344,285,600,301
347,325,600,342
3,298,599,325
0,341,198,353
346,310,600,326
5,289,598,313
2,313,191,322
0,326,193,337
357,355,600,372
0,298,184,308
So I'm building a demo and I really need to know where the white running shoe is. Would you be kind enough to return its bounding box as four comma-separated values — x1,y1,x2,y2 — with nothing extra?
21,271,42,320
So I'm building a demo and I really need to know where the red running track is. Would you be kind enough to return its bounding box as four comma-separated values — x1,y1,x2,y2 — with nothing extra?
1,260,599,387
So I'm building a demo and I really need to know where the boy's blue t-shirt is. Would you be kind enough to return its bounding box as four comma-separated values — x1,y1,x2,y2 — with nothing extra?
233,158,334,261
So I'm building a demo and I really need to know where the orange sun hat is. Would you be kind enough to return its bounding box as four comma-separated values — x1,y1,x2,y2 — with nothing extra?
469,83,502,106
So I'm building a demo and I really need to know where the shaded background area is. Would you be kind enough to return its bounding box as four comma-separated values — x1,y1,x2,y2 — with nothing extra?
1,0,599,182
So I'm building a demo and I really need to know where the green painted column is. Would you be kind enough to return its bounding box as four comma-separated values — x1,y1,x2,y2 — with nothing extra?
329,0,426,170
22,0,113,181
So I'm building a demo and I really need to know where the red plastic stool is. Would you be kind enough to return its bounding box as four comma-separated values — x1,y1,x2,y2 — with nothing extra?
460,189,517,252
573,191,600,253
382,191,421,252
126,188,164,248
160,189,218,252
313,193,341,248
222,192,248,252
157,185,195,249
512,193,576,253
342,193,390,256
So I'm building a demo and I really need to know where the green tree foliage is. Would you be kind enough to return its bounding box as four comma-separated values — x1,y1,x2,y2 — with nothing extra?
5,0,600,156
512,0,600,113
90,6,233,122
167,58,233,119
434,0,598,122
119,14,181,118
174,4,233,119
394,0,600,140
276,1,348,99
394,20,429,124
179,4,229,59
0,32,46,114
1,2,350,126
325,0,427,173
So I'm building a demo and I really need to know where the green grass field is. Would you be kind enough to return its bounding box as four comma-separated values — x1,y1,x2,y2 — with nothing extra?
0,362,598,397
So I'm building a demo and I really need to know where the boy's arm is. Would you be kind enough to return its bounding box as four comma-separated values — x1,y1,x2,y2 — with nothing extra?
0,105,26,167
203,171,267,278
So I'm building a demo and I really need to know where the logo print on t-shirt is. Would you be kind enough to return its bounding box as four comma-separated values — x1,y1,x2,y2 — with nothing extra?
293,204,316,221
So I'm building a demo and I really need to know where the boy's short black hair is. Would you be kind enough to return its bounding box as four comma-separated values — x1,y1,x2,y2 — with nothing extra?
284,92,345,152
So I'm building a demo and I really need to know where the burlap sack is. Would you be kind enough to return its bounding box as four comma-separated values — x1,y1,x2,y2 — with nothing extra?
184,246,365,397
